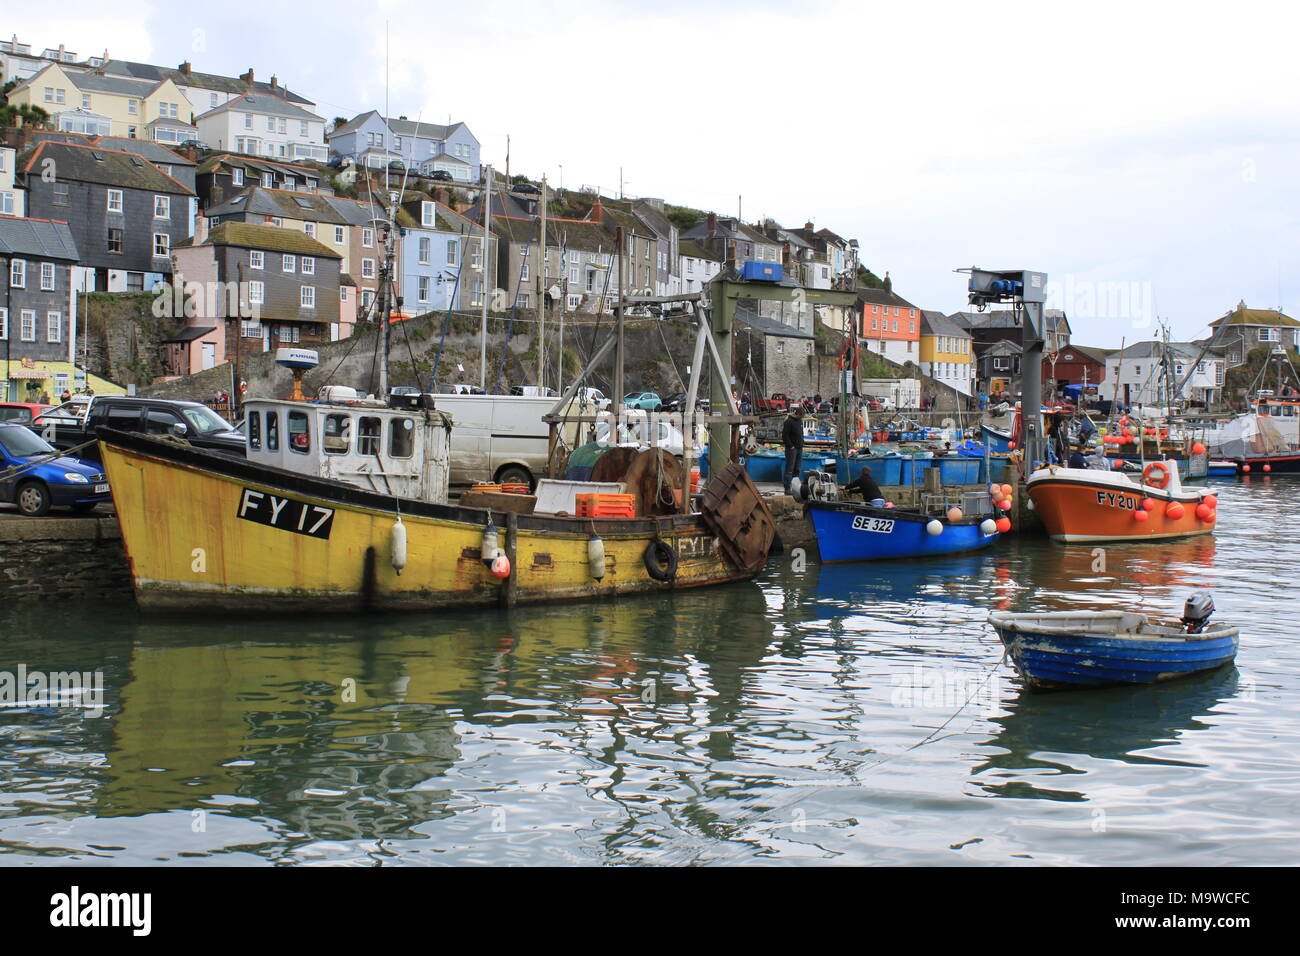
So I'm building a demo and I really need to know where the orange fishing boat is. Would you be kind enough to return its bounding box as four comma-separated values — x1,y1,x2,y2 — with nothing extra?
1026,460,1218,543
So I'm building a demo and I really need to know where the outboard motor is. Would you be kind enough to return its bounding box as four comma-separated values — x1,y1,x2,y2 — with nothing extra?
1181,591,1215,633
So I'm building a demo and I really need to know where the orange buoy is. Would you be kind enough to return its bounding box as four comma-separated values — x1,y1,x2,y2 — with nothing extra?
1000,483,1013,496
1203,494,1217,508
1195,503,1211,520
490,554,511,578
1133,509,1149,522
1242,464,1251,473
1008,440,1017,450
1264,463,1272,472
996,498,1012,511
1141,497,1157,512
1192,442,1206,455
947,507,964,522
1204,510,1216,523
1165,502,1185,520
995,516,1011,533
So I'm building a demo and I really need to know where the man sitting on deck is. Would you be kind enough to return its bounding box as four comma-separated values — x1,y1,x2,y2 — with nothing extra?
1068,444,1089,469
844,469,887,507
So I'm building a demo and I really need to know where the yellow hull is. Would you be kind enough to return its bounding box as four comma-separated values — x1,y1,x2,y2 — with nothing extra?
100,431,758,613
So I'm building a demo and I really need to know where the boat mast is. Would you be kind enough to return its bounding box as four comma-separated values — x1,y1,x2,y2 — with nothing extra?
479,165,493,391
537,175,547,391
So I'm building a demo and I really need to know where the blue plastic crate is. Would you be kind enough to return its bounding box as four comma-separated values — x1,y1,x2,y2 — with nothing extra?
740,260,783,282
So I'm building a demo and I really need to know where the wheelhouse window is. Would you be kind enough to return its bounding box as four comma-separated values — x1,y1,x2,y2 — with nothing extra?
248,411,261,450
266,411,279,451
323,414,351,454
389,418,414,458
288,410,311,454
357,417,381,455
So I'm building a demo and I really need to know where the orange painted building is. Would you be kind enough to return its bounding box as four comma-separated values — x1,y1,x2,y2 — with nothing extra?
857,284,922,365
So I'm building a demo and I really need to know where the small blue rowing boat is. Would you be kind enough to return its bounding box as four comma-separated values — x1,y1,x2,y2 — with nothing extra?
990,594,1238,691
806,500,1001,562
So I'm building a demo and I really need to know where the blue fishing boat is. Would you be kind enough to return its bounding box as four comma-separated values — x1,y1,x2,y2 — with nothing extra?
981,423,1014,454
805,500,1001,562
989,594,1238,691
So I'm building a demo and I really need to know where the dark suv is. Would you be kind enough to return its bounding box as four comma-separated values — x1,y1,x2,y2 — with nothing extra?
35,397,247,462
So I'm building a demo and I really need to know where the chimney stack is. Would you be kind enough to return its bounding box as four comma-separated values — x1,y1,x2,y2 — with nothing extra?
179,61,191,75
240,68,255,87
589,197,604,224
270,75,278,89
804,221,814,231
706,212,718,237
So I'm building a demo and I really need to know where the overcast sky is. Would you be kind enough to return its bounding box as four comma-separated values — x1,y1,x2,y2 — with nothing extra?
10,0,1299,346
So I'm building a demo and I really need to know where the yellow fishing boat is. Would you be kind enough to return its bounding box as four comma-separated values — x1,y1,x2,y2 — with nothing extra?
99,428,774,614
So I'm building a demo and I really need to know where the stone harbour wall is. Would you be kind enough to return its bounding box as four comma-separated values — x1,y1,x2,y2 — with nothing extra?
0,517,133,603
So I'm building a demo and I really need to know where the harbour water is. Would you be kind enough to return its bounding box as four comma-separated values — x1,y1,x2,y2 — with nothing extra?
1,477,1296,865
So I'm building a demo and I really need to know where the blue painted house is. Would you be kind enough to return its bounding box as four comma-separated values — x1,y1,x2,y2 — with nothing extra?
398,199,487,313
328,111,480,182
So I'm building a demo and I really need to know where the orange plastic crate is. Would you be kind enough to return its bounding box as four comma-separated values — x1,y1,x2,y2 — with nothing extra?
500,483,531,495
575,493,637,518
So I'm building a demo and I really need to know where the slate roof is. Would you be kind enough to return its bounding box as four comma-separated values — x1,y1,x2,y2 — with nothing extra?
20,142,195,195
1109,341,1219,361
323,195,388,227
1209,301,1300,328
329,110,471,142
679,239,719,261
196,92,323,123
207,186,347,224
0,215,79,261
734,305,813,339
920,309,970,338
856,286,921,312
201,222,341,258
103,59,314,106
196,153,318,177
63,70,159,98
93,137,195,168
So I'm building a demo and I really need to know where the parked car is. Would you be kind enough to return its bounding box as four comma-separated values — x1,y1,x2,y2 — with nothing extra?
512,182,541,195
575,387,610,410
622,391,662,411
0,402,52,425
755,393,790,412
429,170,454,182
36,396,246,462
595,413,698,458
661,393,710,413
0,423,111,516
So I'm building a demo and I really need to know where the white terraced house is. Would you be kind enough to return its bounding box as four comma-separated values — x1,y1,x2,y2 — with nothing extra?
196,92,327,163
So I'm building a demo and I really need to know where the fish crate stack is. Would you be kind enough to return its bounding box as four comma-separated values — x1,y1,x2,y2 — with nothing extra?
575,493,637,519
920,491,994,517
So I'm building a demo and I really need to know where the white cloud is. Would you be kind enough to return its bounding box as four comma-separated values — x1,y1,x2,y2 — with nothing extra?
8,0,1300,344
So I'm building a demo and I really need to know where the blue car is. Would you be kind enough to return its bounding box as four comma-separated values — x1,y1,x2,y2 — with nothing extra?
0,423,111,516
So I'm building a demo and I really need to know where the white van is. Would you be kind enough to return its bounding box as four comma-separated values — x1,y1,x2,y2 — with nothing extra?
434,394,556,488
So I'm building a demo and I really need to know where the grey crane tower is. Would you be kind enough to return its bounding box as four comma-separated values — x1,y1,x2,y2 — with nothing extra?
960,267,1049,468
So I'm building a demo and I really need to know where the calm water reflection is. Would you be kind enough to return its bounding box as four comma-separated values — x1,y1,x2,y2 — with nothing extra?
1,478,1297,865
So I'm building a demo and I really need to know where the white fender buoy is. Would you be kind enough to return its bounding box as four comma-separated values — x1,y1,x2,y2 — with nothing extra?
789,476,802,500
1026,498,1035,511
926,519,943,536
390,517,407,576
587,534,606,581
481,517,499,568
980,518,997,536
